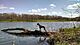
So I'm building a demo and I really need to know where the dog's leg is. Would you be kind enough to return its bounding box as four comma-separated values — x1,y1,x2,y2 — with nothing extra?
44,27,47,32
40,28,41,32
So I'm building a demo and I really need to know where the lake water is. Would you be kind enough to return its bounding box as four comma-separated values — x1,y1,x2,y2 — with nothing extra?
0,22,80,45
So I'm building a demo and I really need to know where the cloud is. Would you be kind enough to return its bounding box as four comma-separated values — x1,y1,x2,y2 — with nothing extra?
51,11,58,15
37,9,41,12
67,3,80,9
9,7,15,10
50,4,56,7
63,13,79,18
0,4,8,9
0,4,15,10
29,9,38,12
28,8,47,13
27,10,79,18
47,11,62,16
41,8,47,10
47,11,58,15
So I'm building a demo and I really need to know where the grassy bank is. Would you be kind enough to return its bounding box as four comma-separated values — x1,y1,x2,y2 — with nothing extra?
48,27,80,45
0,19,76,22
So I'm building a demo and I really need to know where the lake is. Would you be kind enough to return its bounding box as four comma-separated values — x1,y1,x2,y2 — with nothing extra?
0,22,80,45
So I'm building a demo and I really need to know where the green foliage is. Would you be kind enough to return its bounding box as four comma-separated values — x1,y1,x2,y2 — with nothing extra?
0,13,80,22
48,27,80,45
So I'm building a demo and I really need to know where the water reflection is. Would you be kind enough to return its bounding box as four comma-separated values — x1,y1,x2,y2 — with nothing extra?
0,31,54,45
10,35,50,45
7,32,49,45
37,36,48,45
37,36,55,45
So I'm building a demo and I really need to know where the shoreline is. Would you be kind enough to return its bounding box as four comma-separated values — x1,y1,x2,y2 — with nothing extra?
0,20,79,22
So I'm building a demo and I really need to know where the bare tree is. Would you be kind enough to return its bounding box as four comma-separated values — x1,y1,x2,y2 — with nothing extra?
62,8,76,28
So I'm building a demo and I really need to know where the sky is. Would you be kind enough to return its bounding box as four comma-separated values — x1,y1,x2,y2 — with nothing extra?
0,0,80,17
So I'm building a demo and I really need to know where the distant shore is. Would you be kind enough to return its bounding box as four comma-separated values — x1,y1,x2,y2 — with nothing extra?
0,20,79,22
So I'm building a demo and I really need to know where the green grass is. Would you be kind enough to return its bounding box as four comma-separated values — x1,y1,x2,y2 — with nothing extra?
48,27,80,45
33,19,60,22
60,27,80,33
0,20,59,22
0,19,77,22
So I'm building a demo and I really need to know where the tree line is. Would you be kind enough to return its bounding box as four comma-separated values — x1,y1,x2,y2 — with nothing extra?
0,13,80,22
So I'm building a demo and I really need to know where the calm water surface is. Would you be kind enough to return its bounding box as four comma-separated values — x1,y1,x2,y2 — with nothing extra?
0,22,80,45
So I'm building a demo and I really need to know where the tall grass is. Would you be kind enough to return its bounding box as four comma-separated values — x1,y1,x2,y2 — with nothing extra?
48,27,80,45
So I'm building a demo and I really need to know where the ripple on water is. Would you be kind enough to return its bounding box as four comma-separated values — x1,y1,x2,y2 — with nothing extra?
0,32,15,45
0,22,80,45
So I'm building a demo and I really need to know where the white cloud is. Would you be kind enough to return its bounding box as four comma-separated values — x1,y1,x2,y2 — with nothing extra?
28,9,38,13
31,9,38,12
47,11,58,15
41,8,47,10
9,7,15,10
51,11,58,15
0,4,15,10
72,13,79,18
37,9,41,12
0,4,8,9
27,10,79,18
28,8,47,13
50,4,56,7
28,9,37,13
67,3,80,9
47,11,79,18
28,10,31,12
28,9,36,12
63,13,79,18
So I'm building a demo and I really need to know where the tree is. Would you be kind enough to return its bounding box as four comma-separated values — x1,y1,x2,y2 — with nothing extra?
75,4,80,21
62,8,76,28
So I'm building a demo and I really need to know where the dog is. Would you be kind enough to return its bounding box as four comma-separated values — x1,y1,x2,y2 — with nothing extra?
37,23,47,32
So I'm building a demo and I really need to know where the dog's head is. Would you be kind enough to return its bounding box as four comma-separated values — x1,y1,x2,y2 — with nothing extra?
37,23,40,25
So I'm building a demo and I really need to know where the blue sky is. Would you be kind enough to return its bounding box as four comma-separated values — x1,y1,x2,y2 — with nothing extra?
0,0,80,17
